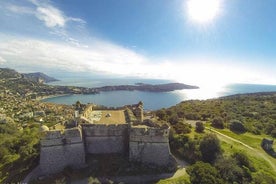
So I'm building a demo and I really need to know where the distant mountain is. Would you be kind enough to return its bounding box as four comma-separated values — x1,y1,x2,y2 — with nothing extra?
23,72,59,83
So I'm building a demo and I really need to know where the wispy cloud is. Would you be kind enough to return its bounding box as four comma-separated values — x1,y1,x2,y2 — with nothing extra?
6,4,33,14
1,35,274,85
4,0,86,47
35,6,66,28
1,1,275,86
5,0,86,29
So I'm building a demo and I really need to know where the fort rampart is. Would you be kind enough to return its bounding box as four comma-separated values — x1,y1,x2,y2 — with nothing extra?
82,124,129,154
39,102,174,175
129,126,172,166
40,127,85,174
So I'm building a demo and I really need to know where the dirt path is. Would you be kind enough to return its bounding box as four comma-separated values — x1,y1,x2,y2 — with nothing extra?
206,127,276,173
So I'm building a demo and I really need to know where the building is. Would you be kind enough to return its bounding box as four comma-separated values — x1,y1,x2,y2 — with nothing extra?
39,102,175,175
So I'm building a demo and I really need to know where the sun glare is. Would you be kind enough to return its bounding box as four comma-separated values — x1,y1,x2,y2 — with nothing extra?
187,0,221,24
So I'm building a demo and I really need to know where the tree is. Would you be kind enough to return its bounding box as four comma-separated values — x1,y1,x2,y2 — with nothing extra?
230,120,246,133
215,156,248,183
211,117,224,129
155,109,167,121
88,176,101,184
187,161,222,184
271,129,276,138
195,121,204,133
173,122,191,134
199,134,221,163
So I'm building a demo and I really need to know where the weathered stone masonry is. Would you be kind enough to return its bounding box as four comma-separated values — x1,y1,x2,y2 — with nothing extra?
40,127,85,174
82,124,129,154
39,102,174,175
129,126,172,166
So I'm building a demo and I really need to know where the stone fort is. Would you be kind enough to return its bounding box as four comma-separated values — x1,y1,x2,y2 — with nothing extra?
39,102,175,174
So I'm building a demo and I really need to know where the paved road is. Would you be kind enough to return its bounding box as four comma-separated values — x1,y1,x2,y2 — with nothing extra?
206,127,276,172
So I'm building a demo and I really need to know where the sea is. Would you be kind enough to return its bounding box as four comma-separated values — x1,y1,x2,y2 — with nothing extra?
43,78,276,110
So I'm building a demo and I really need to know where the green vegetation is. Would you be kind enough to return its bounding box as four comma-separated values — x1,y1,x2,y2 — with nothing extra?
0,123,40,183
157,172,190,184
155,92,276,183
1,68,276,183
156,92,276,136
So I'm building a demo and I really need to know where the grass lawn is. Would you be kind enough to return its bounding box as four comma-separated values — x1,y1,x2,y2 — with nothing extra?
206,127,276,177
157,171,190,184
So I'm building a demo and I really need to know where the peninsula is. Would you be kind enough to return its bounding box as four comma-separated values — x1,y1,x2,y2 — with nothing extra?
0,68,199,99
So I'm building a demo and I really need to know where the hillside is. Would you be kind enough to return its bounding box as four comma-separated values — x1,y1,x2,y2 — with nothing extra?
0,68,198,99
155,92,276,136
23,72,59,83
154,92,276,183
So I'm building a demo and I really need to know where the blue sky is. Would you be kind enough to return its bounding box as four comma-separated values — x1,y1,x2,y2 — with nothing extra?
0,0,275,86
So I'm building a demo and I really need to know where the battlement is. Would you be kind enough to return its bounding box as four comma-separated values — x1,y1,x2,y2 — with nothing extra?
130,126,169,136
39,102,174,175
82,124,128,136
129,126,169,143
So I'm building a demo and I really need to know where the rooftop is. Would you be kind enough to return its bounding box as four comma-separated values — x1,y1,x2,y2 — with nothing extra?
86,110,126,124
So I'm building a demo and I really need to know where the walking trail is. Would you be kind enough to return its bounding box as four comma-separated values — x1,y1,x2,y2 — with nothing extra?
206,127,276,173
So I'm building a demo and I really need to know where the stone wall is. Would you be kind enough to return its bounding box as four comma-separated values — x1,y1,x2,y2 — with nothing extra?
40,127,85,174
129,126,173,166
82,124,129,154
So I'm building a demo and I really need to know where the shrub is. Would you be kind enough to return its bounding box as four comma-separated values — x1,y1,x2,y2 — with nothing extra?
199,134,221,163
187,161,223,184
230,120,246,133
195,121,204,133
211,117,224,129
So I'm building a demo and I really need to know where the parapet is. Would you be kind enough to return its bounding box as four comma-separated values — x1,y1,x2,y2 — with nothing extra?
129,126,170,143
82,124,128,137
41,127,83,147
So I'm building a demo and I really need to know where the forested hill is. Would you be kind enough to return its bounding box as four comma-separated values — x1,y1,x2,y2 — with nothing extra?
155,92,276,136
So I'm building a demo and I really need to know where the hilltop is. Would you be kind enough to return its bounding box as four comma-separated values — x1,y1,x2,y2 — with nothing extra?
22,72,59,83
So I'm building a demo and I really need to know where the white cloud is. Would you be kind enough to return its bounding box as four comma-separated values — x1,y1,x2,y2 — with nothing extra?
0,56,7,64
5,0,85,29
36,6,66,28
6,5,33,14
0,37,149,75
1,35,274,86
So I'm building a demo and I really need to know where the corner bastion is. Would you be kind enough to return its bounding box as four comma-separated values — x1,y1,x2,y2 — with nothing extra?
40,127,85,174
129,125,173,166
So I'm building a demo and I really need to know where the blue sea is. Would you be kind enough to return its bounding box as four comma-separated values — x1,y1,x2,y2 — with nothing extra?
43,78,276,110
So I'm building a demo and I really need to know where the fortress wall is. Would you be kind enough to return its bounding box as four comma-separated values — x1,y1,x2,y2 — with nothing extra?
129,126,173,166
82,124,128,154
129,127,169,143
40,143,85,174
129,142,171,166
85,136,126,153
39,128,85,174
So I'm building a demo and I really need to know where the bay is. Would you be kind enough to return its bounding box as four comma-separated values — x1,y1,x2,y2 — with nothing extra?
43,78,276,110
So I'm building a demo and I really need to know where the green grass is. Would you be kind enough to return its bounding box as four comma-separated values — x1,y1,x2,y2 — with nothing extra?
208,127,276,177
157,171,190,184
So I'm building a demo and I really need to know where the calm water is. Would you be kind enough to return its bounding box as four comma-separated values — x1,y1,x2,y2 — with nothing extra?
44,78,276,110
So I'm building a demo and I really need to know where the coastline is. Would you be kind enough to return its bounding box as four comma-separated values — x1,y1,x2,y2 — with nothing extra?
37,94,70,101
